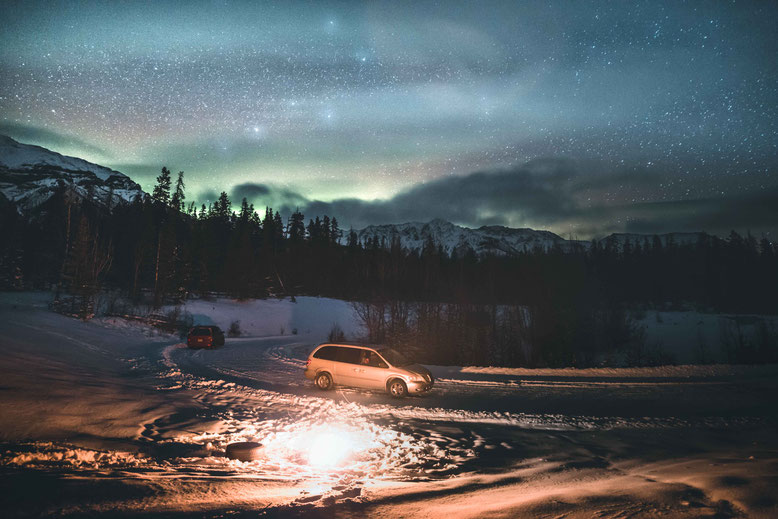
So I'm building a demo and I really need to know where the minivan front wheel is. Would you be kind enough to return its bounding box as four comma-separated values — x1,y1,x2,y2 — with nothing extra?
315,372,333,391
388,379,407,398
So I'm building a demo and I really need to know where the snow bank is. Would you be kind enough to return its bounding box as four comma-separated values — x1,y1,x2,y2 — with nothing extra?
165,296,364,341
636,310,778,364
459,363,778,379
2,442,147,470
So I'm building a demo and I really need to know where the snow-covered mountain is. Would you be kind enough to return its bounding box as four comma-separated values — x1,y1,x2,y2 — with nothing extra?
0,135,145,213
355,219,589,256
600,232,709,250
355,220,710,257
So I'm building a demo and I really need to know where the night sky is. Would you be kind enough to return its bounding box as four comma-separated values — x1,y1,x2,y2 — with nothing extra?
1,1,776,237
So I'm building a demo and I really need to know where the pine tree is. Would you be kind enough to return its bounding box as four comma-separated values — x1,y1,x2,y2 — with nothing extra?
288,209,306,244
215,192,232,220
347,228,359,249
239,197,251,223
249,204,260,227
170,171,185,211
152,167,172,205
273,211,284,241
322,215,331,244
262,207,275,246
330,217,341,245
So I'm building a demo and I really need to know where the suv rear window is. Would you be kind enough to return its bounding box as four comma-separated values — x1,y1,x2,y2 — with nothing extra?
191,328,212,336
313,346,338,360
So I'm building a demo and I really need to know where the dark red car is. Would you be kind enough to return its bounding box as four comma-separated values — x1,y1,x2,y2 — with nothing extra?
187,325,225,349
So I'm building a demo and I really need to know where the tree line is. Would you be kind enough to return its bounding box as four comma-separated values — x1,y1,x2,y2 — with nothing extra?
1,167,777,312
1,168,776,365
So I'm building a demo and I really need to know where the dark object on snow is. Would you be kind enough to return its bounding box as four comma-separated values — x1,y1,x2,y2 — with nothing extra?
225,441,264,462
228,320,241,337
187,325,225,349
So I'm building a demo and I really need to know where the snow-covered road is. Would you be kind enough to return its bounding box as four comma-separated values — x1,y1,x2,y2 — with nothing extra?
1,293,777,518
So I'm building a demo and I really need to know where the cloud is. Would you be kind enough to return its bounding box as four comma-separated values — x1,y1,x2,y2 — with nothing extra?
279,158,580,230
139,157,774,239
231,183,308,210
233,183,270,198
198,189,218,204
573,166,664,192
270,159,777,239
0,121,111,160
620,189,778,237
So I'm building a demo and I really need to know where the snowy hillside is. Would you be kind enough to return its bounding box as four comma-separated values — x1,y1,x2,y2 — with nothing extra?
162,296,364,340
356,219,710,256
356,218,588,256
0,135,145,212
601,232,709,249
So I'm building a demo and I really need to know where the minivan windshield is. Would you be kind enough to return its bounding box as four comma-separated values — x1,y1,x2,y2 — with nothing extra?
378,348,410,367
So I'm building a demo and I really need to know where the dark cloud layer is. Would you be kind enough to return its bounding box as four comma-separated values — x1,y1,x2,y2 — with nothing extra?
259,159,778,238
231,182,308,210
233,183,270,198
620,189,778,237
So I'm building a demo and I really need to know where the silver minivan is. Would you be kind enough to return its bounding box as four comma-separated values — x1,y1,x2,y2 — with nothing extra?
304,343,434,398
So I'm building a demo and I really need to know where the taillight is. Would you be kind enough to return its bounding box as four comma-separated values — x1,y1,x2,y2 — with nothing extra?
306,358,311,367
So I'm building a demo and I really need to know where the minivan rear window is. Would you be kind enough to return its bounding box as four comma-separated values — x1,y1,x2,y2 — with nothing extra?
314,346,338,360
191,328,211,336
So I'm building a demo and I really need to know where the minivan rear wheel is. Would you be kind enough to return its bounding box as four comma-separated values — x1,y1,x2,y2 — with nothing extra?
315,372,333,391
388,379,407,398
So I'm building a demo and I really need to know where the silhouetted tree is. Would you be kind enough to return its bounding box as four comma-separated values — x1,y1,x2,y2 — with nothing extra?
152,167,172,205
170,171,185,211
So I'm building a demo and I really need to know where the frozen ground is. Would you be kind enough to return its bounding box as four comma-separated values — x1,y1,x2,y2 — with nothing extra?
1,293,777,518
633,310,778,364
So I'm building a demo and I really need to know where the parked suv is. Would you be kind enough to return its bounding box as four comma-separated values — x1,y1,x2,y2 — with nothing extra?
304,343,434,398
187,325,225,349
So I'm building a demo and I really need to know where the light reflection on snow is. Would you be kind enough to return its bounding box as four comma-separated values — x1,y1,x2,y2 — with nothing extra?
220,413,444,481
165,403,461,484
299,425,369,468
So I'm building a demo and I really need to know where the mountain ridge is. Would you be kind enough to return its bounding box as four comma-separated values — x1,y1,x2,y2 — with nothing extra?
0,135,710,255
355,218,587,256
354,219,709,256
0,135,146,213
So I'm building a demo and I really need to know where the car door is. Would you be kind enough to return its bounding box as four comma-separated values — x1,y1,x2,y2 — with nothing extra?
333,346,362,387
350,350,390,390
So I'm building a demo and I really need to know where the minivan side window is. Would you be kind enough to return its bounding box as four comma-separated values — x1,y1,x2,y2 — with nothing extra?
367,351,388,368
314,346,338,360
336,347,362,364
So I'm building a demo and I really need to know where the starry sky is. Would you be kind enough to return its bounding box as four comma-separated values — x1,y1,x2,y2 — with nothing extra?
1,0,776,238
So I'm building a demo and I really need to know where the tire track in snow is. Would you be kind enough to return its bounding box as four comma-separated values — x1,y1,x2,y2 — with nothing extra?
12,320,103,353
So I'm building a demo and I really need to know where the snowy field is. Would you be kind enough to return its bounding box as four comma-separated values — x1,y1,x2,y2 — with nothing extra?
1,293,777,518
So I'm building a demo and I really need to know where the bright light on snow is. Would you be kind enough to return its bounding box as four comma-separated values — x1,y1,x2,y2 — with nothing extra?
306,428,358,467
286,424,374,469
227,417,412,477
